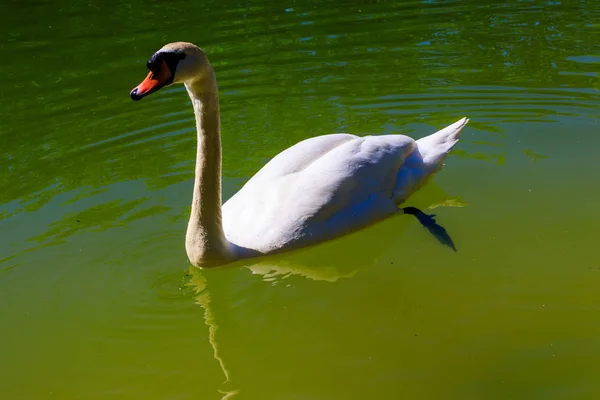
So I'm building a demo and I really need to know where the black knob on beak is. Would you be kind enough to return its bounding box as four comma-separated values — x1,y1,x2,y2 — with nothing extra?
130,88,142,101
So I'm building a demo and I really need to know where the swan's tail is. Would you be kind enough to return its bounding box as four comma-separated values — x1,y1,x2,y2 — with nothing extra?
416,117,469,167
393,117,469,203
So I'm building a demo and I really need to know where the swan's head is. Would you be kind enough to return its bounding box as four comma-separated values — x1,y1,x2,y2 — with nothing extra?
130,42,210,101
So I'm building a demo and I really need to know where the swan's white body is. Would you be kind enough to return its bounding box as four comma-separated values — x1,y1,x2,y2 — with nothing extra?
223,118,468,254
131,42,469,267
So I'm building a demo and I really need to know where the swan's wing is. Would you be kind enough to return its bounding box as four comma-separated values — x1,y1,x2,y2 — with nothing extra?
223,134,416,253
245,133,357,181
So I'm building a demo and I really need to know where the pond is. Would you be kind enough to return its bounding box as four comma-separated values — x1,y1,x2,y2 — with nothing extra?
1,0,600,398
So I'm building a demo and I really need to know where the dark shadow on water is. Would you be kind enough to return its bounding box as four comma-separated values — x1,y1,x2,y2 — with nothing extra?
402,206,457,252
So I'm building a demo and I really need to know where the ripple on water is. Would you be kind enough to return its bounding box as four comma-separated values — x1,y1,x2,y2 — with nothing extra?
348,86,600,123
63,231,200,344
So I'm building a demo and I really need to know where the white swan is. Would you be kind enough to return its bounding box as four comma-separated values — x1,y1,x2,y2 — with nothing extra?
130,42,469,267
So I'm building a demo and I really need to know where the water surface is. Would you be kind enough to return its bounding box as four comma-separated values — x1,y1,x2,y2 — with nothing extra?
1,0,600,398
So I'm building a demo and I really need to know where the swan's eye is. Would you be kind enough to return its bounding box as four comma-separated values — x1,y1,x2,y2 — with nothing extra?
146,52,185,75
163,52,186,73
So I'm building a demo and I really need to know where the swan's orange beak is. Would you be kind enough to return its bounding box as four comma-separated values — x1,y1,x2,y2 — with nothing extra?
130,60,172,101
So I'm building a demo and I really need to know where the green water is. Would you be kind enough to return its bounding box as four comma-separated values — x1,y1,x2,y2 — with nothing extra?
2,0,600,398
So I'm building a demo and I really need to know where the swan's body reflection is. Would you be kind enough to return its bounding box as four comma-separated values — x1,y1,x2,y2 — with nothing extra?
187,184,465,399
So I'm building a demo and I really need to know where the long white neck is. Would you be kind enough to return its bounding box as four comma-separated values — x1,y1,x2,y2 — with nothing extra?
184,72,231,267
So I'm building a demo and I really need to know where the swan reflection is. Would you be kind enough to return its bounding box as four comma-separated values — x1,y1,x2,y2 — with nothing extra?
185,184,465,399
